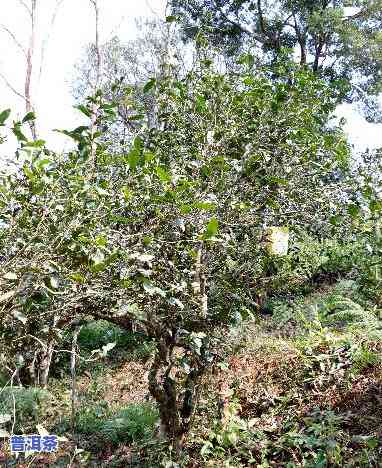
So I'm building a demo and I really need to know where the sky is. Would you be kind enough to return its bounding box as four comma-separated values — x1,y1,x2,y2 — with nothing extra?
0,0,381,161
0,0,166,158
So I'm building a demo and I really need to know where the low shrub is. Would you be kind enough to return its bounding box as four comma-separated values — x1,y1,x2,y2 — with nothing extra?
66,402,158,448
0,386,52,433
100,403,158,444
78,320,143,350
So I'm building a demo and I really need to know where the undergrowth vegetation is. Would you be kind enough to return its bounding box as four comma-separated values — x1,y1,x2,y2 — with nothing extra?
1,241,382,466
192,281,382,468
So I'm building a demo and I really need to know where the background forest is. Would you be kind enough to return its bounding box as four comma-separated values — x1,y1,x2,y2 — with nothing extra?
0,1,382,466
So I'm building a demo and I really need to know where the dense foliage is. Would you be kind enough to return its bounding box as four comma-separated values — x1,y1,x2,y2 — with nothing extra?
170,0,382,120
0,29,381,465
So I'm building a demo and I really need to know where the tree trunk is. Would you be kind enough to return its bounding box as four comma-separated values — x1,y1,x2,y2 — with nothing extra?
39,341,55,388
313,40,324,73
299,40,307,66
193,242,208,319
89,0,101,174
71,325,82,438
148,333,206,456
25,0,37,140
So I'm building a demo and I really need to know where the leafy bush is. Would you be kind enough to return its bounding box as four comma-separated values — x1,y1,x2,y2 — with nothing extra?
269,280,382,336
201,404,361,467
0,57,365,452
74,402,110,434
0,386,52,432
351,346,380,371
285,235,361,288
72,402,158,447
78,320,142,350
320,239,362,276
100,403,158,444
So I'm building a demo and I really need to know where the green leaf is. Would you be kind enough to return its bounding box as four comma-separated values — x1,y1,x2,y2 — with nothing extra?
129,114,144,121
238,53,254,67
133,135,144,150
347,204,360,218
110,215,131,225
143,78,156,93
193,202,216,211
165,15,177,22
95,235,107,247
143,236,152,246
329,215,340,225
53,126,88,142
73,125,89,134
69,273,86,283
267,176,288,186
227,432,238,445
156,166,172,182
180,204,192,214
243,76,255,86
366,437,379,449
144,151,155,163
12,123,27,142
34,158,51,171
24,139,46,149
75,104,92,117
127,149,140,170
22,111,36,123
196,95,207,113
121,186,131,200
369,199,382,213
203,217,219,239
0,108,11,125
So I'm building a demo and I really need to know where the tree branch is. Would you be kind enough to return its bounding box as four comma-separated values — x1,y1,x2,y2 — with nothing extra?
255,0,283,49
292,13,306,66
213,0,266,43
87,310,137,330
88,0,102,174
24,0,37,140
38,0,65,85
257,0,267,35
0,71,27,101
0,25,27,57
17,0,32,18
343,8,371,22
313,34,326,72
